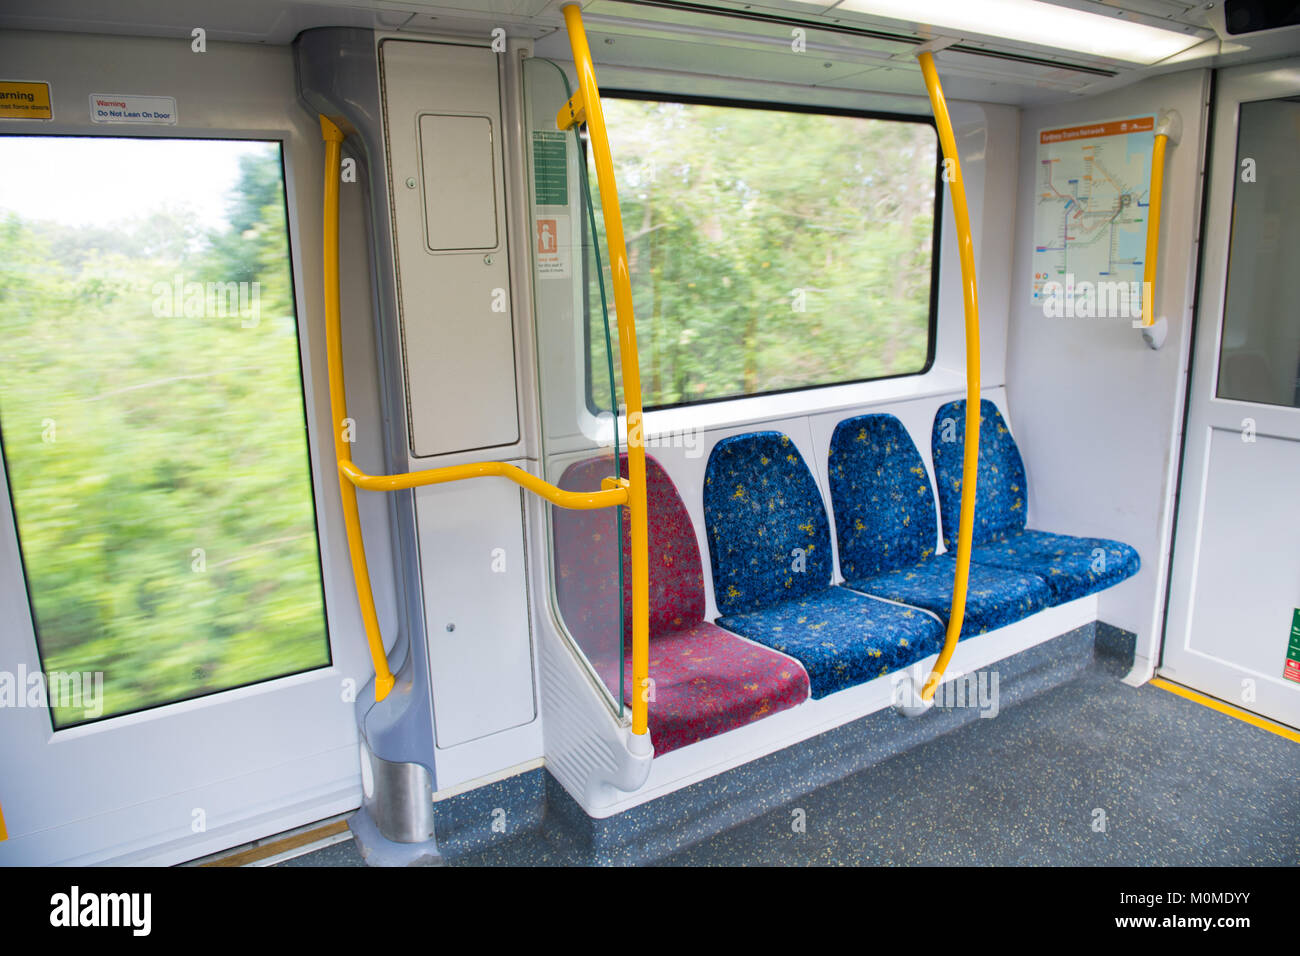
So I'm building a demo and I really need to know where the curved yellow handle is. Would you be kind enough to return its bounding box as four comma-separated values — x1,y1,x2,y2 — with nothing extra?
319,105,634,706
320,115,396,703
339,459,628,509
917,53,981,702
556,3,652,740
1140,132,1169,327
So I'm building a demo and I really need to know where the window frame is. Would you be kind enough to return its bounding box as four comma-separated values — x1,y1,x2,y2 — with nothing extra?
0,132,335,730
582,89,945,415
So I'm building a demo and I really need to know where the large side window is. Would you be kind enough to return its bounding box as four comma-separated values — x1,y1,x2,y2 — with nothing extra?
587,94,941,411
0,136,330,728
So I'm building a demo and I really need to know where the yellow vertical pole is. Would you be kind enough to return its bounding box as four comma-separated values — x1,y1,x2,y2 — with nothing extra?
558,3,651,740
320,115,396,703
1141,133,1169,327
0,800,7,841
917,52,980,702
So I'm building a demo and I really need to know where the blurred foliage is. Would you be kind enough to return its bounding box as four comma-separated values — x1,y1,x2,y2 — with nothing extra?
587,100,937,409
0,143,329,727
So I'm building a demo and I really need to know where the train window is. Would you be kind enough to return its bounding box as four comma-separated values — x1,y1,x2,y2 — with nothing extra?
1215,97,1300,409
0,136,330,728
587,94,941,411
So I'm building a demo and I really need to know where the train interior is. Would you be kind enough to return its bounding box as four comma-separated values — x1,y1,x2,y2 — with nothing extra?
0,0,1297,867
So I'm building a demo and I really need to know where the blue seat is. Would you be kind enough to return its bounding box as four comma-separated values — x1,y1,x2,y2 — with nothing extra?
703,431,945,698
828,414,1051,636
931,399,1140,605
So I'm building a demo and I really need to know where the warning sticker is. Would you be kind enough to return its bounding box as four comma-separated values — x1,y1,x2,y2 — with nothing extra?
0,80,52,120
532,130,568,207
89,93,177,125
535,214,570,280
1285,608,1300,684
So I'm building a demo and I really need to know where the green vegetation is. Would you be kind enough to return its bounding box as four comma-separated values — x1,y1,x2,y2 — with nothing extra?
588,99,937,409
0,143,329,727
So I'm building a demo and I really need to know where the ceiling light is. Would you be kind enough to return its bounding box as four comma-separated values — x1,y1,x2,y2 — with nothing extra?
830,0,1201,64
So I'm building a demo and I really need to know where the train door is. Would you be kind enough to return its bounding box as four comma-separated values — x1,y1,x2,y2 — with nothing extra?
1162,57,1300,728
0,35,384,864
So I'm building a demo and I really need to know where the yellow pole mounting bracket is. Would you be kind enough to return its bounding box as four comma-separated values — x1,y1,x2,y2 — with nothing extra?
557,89,587,131
912,52,982,709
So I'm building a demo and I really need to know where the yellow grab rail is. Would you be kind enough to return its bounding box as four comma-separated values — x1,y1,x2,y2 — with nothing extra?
556,2,651,743
321,115,397,702
317,14,648,722
1140,130,1169,328
917,52,981,703
339,459,628,508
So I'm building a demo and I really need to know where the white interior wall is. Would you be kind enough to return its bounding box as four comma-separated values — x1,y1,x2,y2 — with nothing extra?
1004,69,1212,668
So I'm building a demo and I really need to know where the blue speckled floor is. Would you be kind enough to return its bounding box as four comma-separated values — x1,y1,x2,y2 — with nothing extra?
281,659,1298,866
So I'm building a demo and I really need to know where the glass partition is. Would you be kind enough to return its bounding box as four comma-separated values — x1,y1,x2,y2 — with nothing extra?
522,57,626,717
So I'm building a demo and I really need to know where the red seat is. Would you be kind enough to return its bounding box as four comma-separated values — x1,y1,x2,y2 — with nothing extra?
553,454,810,754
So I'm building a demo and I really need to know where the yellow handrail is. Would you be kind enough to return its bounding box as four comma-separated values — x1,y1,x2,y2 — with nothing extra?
917,52,981,703
318,17,647,717
1140,131,1169,327
321,115,397,702
339,459,628,509
556,2,651,743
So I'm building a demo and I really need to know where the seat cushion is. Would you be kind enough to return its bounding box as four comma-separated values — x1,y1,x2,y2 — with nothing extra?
844,554,1052,637
931,398,1029,549
620,621,810,755
828,413,941,579
704,431,834,616
971,529,1140,605
718,587,945,698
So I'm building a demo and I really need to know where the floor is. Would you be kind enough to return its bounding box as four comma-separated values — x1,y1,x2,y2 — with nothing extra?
281,659,1299,866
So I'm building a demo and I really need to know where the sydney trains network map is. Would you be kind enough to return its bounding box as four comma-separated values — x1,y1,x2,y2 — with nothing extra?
1031,116,1155,306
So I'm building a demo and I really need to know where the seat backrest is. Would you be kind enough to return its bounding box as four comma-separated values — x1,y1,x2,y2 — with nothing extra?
931,398,1028,549
554,453,706,644
828,413,938,579
703,431,832,616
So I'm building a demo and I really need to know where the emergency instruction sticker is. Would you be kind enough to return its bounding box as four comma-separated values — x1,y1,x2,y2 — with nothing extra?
0,81,52,120
89,93,177,125
532,130,568,206
1285,608,1300,684
535,213,571,280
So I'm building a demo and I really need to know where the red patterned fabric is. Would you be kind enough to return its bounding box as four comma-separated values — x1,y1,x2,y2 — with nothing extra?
553,453,810,753
621,621,809,753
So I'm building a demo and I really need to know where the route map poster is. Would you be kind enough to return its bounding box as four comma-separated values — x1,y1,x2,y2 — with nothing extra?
1032,116,1155,308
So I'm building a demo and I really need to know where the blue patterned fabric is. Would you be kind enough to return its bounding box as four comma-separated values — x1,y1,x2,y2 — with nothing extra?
705,430,946,698
931,400,1140,605
828,414,938,580
971,530,1140,605
718,588,944,699
830,413,1050,636
843,555,1051,637
931,399,1028,550
703,432,833,616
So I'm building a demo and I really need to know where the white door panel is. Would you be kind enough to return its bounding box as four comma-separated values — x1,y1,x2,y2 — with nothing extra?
0,34,381,865
1162,58,1300,728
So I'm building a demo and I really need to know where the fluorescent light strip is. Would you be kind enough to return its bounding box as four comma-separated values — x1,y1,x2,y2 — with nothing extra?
829,0,1200,64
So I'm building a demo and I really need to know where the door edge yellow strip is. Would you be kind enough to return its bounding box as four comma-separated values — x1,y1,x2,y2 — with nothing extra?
197,818,351,867
1149,677,1300,743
